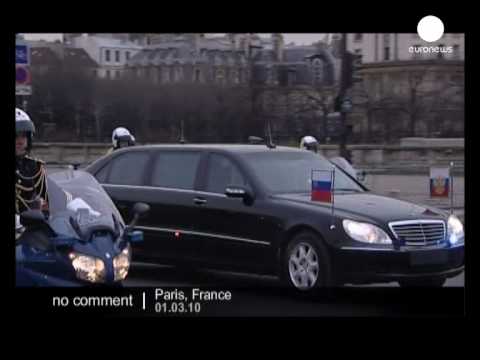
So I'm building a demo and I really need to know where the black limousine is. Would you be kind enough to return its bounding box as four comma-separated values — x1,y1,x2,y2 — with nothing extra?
85,144,464,290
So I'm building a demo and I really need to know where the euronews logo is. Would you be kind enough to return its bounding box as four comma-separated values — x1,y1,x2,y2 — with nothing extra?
409,45,453,55
409,15,454,55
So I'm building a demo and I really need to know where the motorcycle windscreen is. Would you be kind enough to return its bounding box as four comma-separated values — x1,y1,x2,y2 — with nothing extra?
46,170,125,240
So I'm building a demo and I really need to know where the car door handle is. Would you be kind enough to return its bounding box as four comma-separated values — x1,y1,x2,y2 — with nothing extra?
193,197,207,205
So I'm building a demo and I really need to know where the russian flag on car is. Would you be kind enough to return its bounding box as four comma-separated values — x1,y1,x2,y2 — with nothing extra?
430,167,450,198
311,170,333,203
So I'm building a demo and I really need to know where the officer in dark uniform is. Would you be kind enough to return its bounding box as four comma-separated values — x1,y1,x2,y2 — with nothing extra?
15,108,48,216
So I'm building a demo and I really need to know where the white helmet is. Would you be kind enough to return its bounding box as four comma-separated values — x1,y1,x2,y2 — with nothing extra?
300,135,319,153
112,127,135,149
16,108,35,152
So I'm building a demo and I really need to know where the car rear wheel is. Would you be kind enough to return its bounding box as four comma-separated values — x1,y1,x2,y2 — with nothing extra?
398,278,446,287
283,231,333,291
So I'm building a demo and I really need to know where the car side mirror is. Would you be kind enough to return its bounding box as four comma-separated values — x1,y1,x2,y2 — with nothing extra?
126,202,150,230
20,209,47,228
225,186,255,205
133,202,150,218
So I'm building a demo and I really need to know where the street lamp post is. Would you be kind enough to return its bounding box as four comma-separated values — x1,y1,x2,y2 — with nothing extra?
248,44,263,140
338,33,351,162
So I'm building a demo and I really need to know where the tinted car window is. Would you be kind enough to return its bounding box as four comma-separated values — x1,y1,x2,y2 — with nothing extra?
106,152,150,186
95,163,110,183
240,151,364,194
206,154,248,194
151,151,201,190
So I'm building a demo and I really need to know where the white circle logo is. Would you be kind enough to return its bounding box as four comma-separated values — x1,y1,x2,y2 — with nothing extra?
417,15,444,42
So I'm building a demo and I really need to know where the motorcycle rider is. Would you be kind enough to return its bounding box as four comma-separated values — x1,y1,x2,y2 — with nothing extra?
15,108,48,216
107,127,136,155
299,135,320,154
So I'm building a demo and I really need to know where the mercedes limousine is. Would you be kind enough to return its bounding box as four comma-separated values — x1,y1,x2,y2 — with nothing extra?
85,145,464,291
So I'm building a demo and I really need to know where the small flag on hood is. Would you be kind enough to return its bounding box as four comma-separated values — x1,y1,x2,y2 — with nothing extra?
311,170,333,203
430,167,450,198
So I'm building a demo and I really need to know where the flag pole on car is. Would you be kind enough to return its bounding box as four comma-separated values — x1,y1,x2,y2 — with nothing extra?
311,167,336,230
450,162,454,215
330,165,336,230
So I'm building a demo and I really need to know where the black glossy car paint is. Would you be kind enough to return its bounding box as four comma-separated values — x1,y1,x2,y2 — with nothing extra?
85,145,464,284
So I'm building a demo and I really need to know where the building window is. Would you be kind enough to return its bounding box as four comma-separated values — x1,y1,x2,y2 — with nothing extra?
174,66,183,82
215,68,225,84
383,34,390,47
384,47,390,60
313,59,323,84
105,49,111,63
453,44,460,59
115,50,120,62
287,70,296,86
106,70,111,79
354,33,363,42
266,67,273,85
115,70,121,79
126,51,130,61
194,69,201,83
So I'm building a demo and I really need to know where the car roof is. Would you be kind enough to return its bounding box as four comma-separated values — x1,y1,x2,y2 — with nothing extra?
113,144,305,154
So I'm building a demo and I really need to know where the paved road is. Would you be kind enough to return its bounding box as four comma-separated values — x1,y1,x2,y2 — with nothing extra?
125,262,464,288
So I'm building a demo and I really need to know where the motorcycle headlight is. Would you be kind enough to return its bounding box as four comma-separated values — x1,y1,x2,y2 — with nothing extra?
69,253,106,283
343,219,392,245
447,215,464,245
113,244,131,281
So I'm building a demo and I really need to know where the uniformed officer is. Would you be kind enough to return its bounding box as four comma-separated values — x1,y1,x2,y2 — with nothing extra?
15,108,48,215
300,135,320,153
107,127,136,155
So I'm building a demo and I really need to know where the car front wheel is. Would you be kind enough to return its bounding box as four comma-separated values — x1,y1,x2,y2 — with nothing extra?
283,231,333,292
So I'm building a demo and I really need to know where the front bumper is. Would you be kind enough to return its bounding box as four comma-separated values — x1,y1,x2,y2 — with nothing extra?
331,244,464,284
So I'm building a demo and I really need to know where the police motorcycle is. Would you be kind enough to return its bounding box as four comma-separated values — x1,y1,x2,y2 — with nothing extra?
16,170,149,287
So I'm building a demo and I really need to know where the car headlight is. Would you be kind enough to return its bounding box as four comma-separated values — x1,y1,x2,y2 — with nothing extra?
343,219,392,245
447,215,464,245
69,252,106,283
113,244,131,281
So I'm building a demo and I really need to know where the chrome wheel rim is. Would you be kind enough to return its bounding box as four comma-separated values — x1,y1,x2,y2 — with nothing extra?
288,242,319,290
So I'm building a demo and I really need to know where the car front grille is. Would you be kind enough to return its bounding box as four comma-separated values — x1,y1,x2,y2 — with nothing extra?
388,220,446,246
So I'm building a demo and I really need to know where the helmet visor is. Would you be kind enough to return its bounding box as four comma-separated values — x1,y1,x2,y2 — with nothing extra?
16,119,35,134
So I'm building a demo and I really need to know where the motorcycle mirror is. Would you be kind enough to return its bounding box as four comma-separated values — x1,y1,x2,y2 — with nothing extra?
133,202,150,218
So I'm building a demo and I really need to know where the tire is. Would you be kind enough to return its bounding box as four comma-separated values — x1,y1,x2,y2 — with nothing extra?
282,231,333,292
398,278,446,287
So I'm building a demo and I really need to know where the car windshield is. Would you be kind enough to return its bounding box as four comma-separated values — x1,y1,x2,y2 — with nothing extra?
46,170,124,240
240,150,365,194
